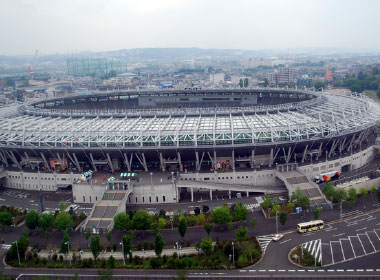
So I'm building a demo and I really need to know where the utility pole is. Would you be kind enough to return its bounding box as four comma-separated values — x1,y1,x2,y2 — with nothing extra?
15,240,21,265
120,242,125,266
232,241,235,267
340,198,343,220
276,210,279,234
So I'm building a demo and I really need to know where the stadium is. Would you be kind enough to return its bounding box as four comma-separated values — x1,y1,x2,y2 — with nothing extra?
0,88,380,231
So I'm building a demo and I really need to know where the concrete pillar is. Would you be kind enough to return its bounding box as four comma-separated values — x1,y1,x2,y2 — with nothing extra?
210,188,212,201
191,187,194,202
160,153,165,172
232,150,235,171
177,152,183,172
246,191,249,198
228,190,231,199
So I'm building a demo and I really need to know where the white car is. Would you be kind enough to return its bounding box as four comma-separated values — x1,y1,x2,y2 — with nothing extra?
272,234,284,242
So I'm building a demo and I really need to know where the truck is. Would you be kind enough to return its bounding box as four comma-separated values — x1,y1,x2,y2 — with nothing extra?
314,171,340,184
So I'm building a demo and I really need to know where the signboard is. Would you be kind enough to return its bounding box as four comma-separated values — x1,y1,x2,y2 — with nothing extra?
295,207,302,214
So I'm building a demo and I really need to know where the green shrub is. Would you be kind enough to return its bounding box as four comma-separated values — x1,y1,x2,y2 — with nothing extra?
360,187,368,196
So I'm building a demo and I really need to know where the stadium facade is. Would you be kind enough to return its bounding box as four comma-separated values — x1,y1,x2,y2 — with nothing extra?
0,88,379,218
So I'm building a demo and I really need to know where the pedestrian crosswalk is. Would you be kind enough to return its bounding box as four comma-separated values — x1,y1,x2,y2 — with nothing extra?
302,239,322,264
1,244,11,250
257,234,275,253
244,203,260,212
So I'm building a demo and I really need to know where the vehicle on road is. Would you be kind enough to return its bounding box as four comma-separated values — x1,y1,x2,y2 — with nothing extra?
297,220,324,233
272,234,284,241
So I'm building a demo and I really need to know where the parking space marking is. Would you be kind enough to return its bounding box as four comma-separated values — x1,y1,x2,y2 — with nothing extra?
355,227,367,232
333,233,345,237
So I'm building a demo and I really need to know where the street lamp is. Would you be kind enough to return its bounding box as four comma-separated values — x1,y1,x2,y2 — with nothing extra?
64,241,71,265
14,240,20,265
231,241,235,267
150,172,153,190
275,210,279,234
120,242,125,266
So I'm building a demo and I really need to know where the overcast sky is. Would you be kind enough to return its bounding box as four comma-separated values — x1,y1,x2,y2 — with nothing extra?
1,0,379,55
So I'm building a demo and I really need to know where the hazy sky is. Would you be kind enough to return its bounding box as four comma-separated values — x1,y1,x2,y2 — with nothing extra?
1,0,379,55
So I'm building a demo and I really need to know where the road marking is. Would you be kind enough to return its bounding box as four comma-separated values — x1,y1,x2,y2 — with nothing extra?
327,269,334,272
355,227,367,232
280,239,291,244
365,232,376,251
239,270,246,272
307,270,315,272
258,269,266,272
333,233,345,237
357,234,367,254
317,270,324,272
357,269,364,272
336,269,344,272
248,270,255,272
348,236,357,258
376,269,380,272
268,269,276,272
366,269,374,272
288,270,295,272
297,269,305,272
278,269,285,272
346,222,358,226
346,269,354,272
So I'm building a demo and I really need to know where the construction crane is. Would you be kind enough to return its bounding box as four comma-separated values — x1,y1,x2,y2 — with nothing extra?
28,50,38,77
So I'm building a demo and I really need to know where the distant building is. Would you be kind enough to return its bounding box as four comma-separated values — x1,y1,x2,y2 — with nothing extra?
267,67,295,87
242,58,276,68
209,73,225,84
325,67,333,82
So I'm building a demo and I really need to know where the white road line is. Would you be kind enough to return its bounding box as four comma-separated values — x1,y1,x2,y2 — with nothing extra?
278,269,286,272
357,269,364,272
288,270,295,272
346,223,358,226
308,270,315,272
333,233,345,237
365,231,376,251
339,239,345,261
268,269,276,272
376,269,380,272
327,269,334,272
317,270,324,272
355,227,367,232
366,269,374,272
258,269,266,272
280,239,291,244
336,269,344,272
248,270,255,272
297,269,305,272
357,234,367,254
239,270,246,272
347,269,354,272
330,241,335,264
348,236,357,258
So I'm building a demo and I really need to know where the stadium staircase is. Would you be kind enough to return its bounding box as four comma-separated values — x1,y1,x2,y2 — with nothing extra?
274,168,332,209
82,181,133,233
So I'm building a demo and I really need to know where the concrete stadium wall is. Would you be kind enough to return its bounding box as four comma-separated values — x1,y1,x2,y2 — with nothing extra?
128,184,178,204
72,183,106,204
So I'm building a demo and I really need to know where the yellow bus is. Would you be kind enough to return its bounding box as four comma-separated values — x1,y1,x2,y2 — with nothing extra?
297,220,324,233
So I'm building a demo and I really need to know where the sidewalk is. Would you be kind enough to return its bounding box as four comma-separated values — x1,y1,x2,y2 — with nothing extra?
38,246,199,260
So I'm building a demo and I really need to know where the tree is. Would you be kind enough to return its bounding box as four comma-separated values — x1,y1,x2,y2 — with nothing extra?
235,226,248,242
200,237,213,255
234,203,248,222
239,79,244,88
348,187,357,203
204,223,213,236
271,204,281,215
154,232,165,257
90,235,101,261
40,212,54,239
244,78,249,87
55,212,74,232
25,210,40,230
60,231,70,254
158,217,166,229
122,234,133,263
262,192,273,210
286,202,295,213
9,233,29,261
312,80,326,91
292,187,310,209
279,212,288,226
323,183,335,201
0,212,12,226
250,217,256,232
202,205,209,214
333,188,348,203
360,187,368,196
378,191,380,203
85,230,91,240
313,208,321,220
210,206,232,226
178,216,187,239
132,210,152,230
113,213,132,231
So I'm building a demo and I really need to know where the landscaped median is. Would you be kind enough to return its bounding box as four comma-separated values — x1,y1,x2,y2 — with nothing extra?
288,245,321,268
5,237,262,269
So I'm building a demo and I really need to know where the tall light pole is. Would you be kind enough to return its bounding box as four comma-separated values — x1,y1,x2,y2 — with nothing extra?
14,240,20,265
232,241,235,267
340,198,343,220
276,210,279,234
120,242,125,266
64,241,71,265
150,172,153,190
